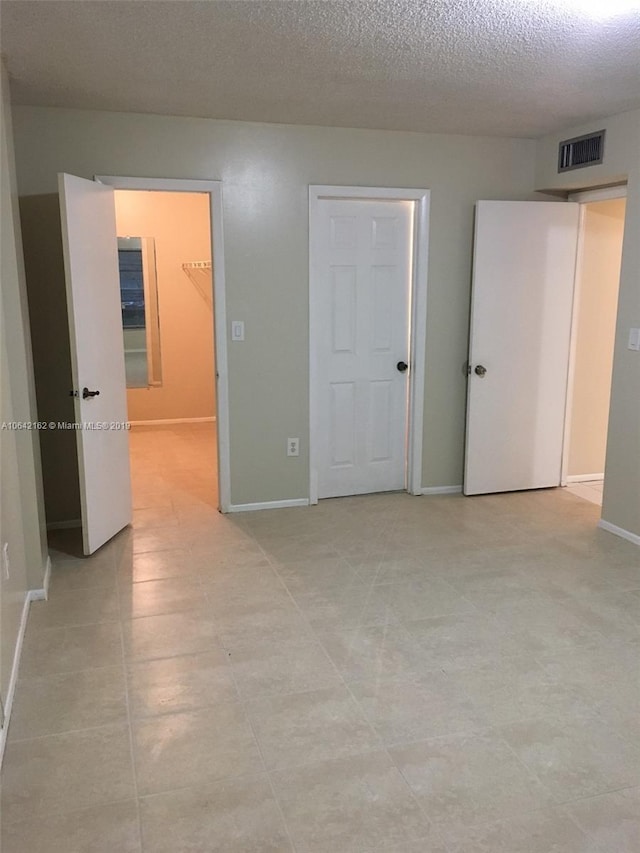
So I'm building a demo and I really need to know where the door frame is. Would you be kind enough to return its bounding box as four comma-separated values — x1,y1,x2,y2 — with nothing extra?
308,185,431,504
560,183,627,488
95,176,231,512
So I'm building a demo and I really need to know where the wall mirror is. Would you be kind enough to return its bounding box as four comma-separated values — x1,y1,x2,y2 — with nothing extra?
117,236,162,388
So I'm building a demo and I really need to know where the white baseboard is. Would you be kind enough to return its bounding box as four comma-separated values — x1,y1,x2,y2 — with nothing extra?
1,556,53,765
565,473,604,483
229,498,310,513
420,485,463,495
47,519,81,531
129,416,216,426
598,519,640,546
28,556,52,602
0,593,30,766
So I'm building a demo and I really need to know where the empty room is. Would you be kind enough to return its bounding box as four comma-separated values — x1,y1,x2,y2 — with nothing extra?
0,2,638,852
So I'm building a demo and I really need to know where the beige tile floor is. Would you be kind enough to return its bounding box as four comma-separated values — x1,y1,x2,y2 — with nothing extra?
1,423,639,852
565,479,604,507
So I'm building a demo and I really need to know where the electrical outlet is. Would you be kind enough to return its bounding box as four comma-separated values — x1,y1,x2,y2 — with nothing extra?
3,543,9,580
287,437,300,457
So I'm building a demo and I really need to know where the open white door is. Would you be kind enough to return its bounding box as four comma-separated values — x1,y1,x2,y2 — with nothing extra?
59,173,132,554
464,201,579,496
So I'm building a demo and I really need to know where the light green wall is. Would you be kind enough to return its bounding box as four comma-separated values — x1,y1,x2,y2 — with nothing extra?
0,64,48,703
536,109,640,539
12,105,541,505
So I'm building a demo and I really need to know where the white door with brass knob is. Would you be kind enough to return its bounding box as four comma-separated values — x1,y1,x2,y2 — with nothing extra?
464,200,580,496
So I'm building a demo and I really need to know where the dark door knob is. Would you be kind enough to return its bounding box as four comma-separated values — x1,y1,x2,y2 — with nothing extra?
396,361,409,373
474,365,487,377
82,387,101,399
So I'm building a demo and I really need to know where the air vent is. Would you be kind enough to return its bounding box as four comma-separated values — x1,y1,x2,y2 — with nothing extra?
558,130,605,173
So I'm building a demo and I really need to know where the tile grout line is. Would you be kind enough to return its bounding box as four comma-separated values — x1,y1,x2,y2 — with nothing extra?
183,512,301,851
1,796,145,833
557,783,640,847
222,521,397,851
7,719,133,746
220,516,320,853
495,722,626,829
253,534,450,851
242,510,634,850
217,618,299,853
115,564,145,853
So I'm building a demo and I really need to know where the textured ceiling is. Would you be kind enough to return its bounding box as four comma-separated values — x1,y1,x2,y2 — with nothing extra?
1,0,639,138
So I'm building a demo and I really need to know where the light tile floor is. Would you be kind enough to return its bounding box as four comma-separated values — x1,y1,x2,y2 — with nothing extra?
2,424,639,852
566,479,604,507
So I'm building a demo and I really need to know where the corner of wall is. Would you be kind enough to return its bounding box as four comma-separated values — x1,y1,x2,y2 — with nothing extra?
1,60,50,724
534,110,640,541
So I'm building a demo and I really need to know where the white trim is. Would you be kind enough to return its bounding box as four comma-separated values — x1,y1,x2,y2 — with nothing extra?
229,498,310,513
46,519,82,531
420,485,462,495
129,416,216,426
568,185,627,204
28,556,52,602
598,519,640,546
562,189,625,503
407,192,430,496
0,594,30,766
308,185,430,504
95,176,220,194
0,557,52,765
94,176,231,512
561,203,587,486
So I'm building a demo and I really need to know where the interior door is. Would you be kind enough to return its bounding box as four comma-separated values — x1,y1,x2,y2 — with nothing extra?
59,173,132,554
316,198,413,499
464,200,579,495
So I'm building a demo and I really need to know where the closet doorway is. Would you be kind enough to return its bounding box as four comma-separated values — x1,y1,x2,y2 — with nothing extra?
562,187,627,507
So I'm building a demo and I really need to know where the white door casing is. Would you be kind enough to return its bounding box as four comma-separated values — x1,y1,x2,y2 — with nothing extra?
96,175,230,513
313,197,414,499
561,184,627,486
58,173,132,554
464,200,580,496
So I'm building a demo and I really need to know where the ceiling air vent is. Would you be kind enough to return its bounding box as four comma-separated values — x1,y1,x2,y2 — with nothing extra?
558,130,605,173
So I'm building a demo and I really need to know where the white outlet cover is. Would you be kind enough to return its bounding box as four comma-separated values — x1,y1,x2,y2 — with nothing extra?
287,438,300,457
628,327,640,351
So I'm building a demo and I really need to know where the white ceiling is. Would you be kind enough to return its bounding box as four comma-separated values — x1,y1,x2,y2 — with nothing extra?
2,0,639,138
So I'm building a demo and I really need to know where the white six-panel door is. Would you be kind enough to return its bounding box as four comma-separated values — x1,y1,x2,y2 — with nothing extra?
464,200,580,496
315,199,414,498
59,173,132,554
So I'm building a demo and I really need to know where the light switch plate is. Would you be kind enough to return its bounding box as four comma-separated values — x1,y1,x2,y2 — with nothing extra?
231,320,245,342
628,328,640,351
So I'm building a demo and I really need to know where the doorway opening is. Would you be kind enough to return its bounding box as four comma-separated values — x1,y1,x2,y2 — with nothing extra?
308,186,430,503
112,189,219,515
97,176,231,518
562,189,627,508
